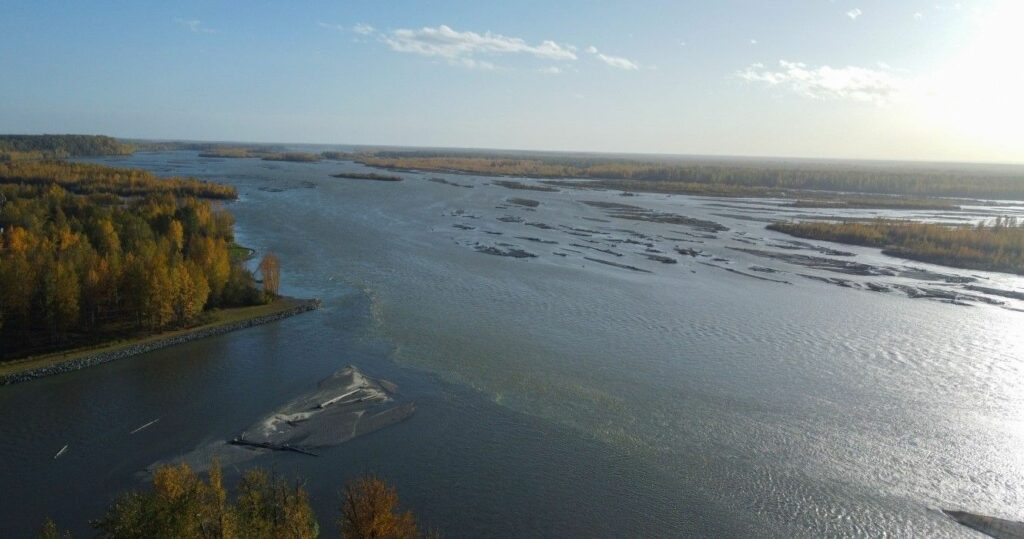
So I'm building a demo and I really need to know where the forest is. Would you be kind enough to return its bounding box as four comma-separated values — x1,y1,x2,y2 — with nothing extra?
0,135,134,161
0,161,265,359
352,151,1024,200
769,217,1024,275
40,461,424,538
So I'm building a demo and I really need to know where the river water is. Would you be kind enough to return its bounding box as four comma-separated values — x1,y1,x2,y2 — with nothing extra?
2,151,1024,537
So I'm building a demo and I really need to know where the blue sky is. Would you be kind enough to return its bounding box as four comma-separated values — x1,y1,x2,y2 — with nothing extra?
1,1,1021,162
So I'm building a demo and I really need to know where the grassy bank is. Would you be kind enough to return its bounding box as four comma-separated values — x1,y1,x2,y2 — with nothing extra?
768,218,1024,275
0,297,319,382
228,242,256,262
788,195,961,210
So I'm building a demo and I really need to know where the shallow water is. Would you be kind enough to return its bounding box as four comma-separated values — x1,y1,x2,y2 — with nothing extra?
2,151,1024,537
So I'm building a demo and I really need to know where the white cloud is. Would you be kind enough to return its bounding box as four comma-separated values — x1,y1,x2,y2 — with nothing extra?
175,18,215,34
539,66,562,74
595,52,639,70
585,46,639,70
749,39,758,45
383,25,577,68
846,8,863,20
913,12,924,20
353,23,375,35
738,60,904,104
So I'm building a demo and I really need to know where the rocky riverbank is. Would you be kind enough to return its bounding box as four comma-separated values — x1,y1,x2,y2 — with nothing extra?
0,298,321,385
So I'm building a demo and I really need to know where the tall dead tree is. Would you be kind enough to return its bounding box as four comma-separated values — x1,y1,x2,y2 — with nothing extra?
258,252,280,296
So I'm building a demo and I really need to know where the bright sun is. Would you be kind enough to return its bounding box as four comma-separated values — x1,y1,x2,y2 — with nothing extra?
920,1,1024,158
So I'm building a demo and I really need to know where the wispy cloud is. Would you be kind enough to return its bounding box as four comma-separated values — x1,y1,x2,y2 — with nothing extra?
738,60,903,104
382,25,577,69
846,8,863,20
451,58,496,70
595,53,639,70
352,23,375,35
357,24,639,72
175,18,215,34
586,46,639,70
317,21,346,32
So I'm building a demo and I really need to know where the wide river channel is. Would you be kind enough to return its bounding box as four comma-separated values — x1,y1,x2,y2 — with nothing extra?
2,151,1024,537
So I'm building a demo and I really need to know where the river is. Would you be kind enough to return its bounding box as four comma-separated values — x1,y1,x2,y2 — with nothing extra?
2,150,1023,537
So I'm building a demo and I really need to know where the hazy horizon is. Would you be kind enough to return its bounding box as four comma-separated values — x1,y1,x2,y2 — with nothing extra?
70,134,1024,168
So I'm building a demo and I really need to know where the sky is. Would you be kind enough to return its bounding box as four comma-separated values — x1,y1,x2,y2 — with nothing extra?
1,0,1022,163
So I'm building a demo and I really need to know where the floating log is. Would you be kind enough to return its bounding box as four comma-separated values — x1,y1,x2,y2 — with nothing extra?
228,437,319,457
318,389,360,409
130,418,159,434
53,444,68,460
944,510,1024,539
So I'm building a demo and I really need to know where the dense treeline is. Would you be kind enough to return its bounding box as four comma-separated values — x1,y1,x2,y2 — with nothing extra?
262,152,320,162
769,217,1024,275
321,151,353,160
199,148,321,162
41,461,425,538
0,164,261,359
198,147,254,158
353,152,1024,200
0,161,237,199
0,135,133,161
133,141,286,153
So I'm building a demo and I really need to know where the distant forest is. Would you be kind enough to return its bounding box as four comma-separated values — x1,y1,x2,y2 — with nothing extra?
0,135,134,161
0,161,263,359
6,135,1024,200
354,151,1024,200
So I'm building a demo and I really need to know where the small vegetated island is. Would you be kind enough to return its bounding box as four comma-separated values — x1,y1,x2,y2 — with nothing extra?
769,218,1024,275
331,172,403,182
0,135,318,382
199,147,322,162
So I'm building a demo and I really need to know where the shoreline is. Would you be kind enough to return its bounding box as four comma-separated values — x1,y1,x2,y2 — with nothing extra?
0,297,322,385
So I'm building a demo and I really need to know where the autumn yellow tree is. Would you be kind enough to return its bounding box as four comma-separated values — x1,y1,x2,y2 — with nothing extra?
171,262,210,325
258,252,281,297
1,153,264,358
91,461,318,539
340,476,421,539
38,519,72,539
40,467,430,539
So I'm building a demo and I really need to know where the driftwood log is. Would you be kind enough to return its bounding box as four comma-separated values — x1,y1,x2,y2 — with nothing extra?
229,437,319,457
